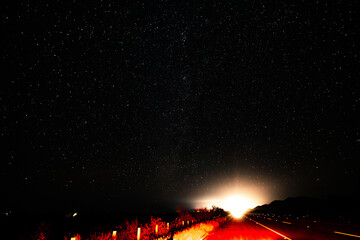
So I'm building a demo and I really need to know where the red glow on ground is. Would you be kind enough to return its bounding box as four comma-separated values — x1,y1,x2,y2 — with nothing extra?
205,218,287,240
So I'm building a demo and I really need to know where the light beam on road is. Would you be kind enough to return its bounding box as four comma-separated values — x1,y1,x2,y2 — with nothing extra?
248,217,292,240
334,231,360,238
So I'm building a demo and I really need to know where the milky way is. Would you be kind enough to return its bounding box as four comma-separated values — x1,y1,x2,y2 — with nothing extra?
1,1,359,213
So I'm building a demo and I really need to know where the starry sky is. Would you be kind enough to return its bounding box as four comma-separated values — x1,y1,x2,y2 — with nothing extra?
1,1,359,214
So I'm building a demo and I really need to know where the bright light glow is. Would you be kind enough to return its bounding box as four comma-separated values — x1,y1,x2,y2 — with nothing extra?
192,193,257,218
190,176,270,218
223,195,254,218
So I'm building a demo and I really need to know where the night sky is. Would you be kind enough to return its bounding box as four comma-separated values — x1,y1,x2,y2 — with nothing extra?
1,1,359,214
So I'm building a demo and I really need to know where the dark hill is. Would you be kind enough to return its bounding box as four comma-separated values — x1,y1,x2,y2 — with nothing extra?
252,193,360,223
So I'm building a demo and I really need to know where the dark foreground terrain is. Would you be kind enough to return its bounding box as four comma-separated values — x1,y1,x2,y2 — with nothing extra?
0,211,179,239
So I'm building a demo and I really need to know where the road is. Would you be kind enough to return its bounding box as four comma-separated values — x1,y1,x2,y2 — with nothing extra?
204,214,360,240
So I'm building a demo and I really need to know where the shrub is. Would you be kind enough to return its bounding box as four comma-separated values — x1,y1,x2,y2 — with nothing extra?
172,220,219,240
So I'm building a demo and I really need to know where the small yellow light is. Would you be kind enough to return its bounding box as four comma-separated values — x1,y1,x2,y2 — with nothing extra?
73,212,78,217
112,231,117,237
137,227,141,240
155,225,158,234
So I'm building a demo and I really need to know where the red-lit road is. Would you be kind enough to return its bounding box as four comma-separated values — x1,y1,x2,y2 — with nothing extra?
204,215,360,240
